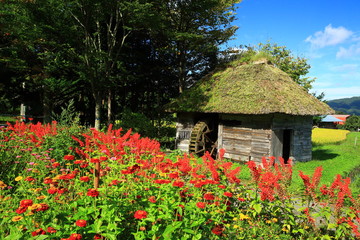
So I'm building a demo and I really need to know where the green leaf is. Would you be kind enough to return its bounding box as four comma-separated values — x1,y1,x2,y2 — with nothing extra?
253,203,262,214
162,221,182,238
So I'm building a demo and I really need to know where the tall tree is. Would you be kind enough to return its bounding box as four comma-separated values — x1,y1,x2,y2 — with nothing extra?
0,0,80,122
62,0,157,129
159,0,240,93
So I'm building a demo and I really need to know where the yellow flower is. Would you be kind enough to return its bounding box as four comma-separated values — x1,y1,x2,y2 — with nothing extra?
33,188,42,193
239,213,250,220
233,225,239,229
159,172,167,177
272,218,278,223
0,181,7,189
233,217,238,221
15,176,23,181
65,163,72,166
36,195,46,200
28,204,42,211
53,175,61,180
266,220,272,224
282,224,291,232
32,169,40,173
12,216,23,222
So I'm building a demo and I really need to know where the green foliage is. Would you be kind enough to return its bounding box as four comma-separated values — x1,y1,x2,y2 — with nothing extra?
339,115,360,131
114,109,176,149
51,99,80,126
115,109,157,138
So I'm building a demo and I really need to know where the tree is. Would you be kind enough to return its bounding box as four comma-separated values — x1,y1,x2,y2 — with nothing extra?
339,115,360,131
259,42,315,91
0,0,81,122
159,0,240,93
61,0,160,129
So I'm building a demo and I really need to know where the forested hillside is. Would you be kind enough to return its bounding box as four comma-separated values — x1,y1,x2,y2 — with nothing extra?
327,96,360,115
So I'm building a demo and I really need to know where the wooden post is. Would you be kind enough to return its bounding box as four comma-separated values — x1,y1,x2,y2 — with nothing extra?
94,162,100,189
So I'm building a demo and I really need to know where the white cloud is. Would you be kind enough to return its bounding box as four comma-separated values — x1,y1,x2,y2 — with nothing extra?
313,87,360,100
336,43,360,58
305,24,353,48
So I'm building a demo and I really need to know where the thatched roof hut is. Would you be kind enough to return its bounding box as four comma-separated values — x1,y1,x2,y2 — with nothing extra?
167,61,334,163
167,62,333,115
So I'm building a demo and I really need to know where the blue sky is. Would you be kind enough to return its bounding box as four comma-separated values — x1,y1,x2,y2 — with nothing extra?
226,0,360,100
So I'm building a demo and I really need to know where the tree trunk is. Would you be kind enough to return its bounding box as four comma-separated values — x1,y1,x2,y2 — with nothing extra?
94,95,101,130
107,89,112,126
43,86,51,124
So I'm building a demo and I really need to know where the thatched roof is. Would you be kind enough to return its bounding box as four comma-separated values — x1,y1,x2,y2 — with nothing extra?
166,62,334,115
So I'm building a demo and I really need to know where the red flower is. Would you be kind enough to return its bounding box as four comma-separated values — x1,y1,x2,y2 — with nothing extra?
46,227,57,233
16,206,27,214
66,173,76,180
90,158,100,163
64,155,75,161
48,187,57,194
87,188,99,197
80,163,89,168
24,176,35,182
211,224,224,236
43,177,53,184
196,202,206,209
37,203,49,212
31,228,46,236
20,199,33,207
94,234,104,239
224,192,233,198
172,180,185,188
204,193,215,200
168,172,179,179
134,210,148,219
75,219,87,227
52,162,60,168
68,233,82,240
154,179,171,184
57,188,68,194
219,148,226,160
79,176,90,182
148,196,157,203
218,185,226,189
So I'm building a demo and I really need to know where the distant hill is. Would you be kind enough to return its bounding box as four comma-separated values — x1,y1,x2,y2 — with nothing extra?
327,96,360,115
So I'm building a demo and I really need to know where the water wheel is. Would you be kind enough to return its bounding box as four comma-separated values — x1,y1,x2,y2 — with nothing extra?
189,121,217,157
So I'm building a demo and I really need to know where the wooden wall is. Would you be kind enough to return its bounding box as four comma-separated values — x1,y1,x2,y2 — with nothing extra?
176,113,314,163
272,114,313,162
218,114,272,162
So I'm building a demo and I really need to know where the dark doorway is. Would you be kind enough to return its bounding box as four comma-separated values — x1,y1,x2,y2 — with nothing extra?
282,129,292,163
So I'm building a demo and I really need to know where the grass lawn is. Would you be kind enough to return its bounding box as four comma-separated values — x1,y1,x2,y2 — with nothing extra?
292,131,360,194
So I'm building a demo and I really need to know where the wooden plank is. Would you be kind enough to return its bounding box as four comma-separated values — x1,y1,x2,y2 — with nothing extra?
222,133,252,140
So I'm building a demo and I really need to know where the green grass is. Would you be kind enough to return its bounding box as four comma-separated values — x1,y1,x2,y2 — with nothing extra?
232,132,360,195
291,132,360,194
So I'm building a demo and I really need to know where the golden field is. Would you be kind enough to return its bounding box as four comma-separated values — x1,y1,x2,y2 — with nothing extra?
312,128,350,144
